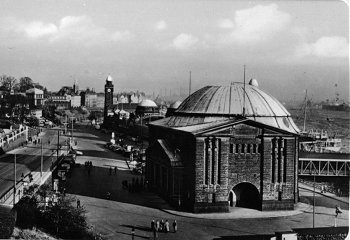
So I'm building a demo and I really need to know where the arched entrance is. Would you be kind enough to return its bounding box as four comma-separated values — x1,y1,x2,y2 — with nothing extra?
231,182,260,210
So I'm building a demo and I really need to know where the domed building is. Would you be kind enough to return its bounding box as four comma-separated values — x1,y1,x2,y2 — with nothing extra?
166,100,182,117
146,81,300,213
135,99,159,116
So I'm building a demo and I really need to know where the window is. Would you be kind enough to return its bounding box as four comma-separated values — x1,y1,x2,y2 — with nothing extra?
235,144,239,154
204,138,209,185
241,144,245,154
211,138,215,185
283,139,287,183
229,143,233,154
247,144,251,153
217,139,221,184
252,144,256,154
272,138,276,183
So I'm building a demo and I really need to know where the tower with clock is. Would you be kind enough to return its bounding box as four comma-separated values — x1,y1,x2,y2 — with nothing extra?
104,75,114,124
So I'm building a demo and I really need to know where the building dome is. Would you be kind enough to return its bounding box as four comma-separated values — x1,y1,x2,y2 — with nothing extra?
106,75,113,82
159,83,300,134
249,78,259,87
138,99,158,108
169,101,182,109
177,84,289,117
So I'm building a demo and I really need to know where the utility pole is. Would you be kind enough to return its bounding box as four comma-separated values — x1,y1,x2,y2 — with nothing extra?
57,129,60,161
41,139,43,181
13,154,16,205
243,65,246,117
313,174,315,228
189,71,192,97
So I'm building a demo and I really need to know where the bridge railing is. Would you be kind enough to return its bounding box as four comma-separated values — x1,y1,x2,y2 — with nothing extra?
299,158,350,176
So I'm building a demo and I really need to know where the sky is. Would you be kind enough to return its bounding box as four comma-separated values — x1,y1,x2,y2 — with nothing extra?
0,0,348,102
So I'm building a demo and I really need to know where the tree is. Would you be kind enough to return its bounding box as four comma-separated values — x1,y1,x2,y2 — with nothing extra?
0,75,17,91
18,77,34,92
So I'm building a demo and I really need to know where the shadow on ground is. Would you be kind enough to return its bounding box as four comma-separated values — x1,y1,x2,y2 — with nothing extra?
64,164,175,211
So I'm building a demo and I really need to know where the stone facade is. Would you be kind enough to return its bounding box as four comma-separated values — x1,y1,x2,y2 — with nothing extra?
147,120,298,213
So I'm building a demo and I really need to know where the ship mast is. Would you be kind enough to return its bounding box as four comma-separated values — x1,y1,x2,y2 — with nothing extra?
303,89,308,133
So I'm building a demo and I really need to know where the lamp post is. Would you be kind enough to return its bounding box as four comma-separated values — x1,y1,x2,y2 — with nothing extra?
313,174,315,228
13,154,16,205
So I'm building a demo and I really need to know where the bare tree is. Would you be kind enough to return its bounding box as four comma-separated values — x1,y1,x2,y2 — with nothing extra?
0,75,17,91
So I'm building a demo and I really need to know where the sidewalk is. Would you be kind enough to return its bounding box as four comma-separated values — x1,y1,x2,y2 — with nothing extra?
299,182,349,204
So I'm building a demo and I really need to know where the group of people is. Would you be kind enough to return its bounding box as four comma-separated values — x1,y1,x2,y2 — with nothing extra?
85,161,93,175
109,166,118,175
151,219,177,238
122,177,144,193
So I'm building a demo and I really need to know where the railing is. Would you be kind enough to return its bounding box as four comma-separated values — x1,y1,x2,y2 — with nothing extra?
299,158,350,176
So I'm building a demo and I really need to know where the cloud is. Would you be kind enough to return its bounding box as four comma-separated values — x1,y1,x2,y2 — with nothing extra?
8,16,133,45
172,33,199,50
296,36,349,58
155,20,167,31
111,31,133,41
218,19,234,29
229,4,291,44
21,21,58,38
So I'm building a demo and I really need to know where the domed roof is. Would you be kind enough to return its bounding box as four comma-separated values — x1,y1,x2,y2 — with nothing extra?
249,78,259,87
106,75,113,82
176,84,290,117
169,101,182,109
138,99,158,107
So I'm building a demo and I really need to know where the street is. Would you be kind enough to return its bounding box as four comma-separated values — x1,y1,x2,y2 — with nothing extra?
63,123,349,240
0,127,69,200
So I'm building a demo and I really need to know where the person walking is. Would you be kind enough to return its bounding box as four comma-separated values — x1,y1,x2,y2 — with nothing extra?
114,166,117,175
77,199,81,208
109,167,112,175
173,220,177,233
164,220,170,233
151,220,157,239
156,220,160,233
159,219,164,232
131,226,135,240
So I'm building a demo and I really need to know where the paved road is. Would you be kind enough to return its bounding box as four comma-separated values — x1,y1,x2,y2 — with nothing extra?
65,124,349,240
0,128,69,198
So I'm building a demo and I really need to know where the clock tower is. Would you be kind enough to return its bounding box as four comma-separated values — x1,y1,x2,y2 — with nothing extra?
104,75,114,124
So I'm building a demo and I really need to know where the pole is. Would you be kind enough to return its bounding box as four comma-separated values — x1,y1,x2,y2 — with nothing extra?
57,129,60,161
313,174,315,228
41,139,43,180
189,71,191,97
243,65,246,117
13,154,16,205
303,90,308,133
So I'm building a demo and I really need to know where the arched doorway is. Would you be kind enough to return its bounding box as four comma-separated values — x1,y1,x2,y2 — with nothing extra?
232,182,260,210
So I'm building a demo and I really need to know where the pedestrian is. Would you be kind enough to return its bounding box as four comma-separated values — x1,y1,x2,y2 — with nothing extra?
336,205,342,217
164,220,170,233
77,199,80,208
173,220,177,233
114,166,117,175
151,220,155,231
131,226,135,240
156,220,160,233
160,219,164,232
109,167,112,175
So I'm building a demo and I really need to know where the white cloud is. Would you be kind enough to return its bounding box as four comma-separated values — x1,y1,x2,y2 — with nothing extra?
230,4,291,44
218,19,234,29
21,21,58,38
172,33,199,50
111,31,133,41
8,16,133,45
155,20,167,31
296,36,349,58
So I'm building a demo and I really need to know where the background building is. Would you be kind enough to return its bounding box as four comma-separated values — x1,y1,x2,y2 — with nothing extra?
146,81,300,213
25,88,44,108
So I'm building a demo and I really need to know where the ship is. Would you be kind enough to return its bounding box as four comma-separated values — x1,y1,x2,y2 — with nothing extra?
321,83,350,112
